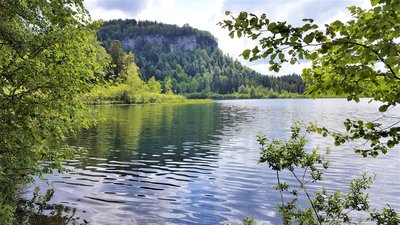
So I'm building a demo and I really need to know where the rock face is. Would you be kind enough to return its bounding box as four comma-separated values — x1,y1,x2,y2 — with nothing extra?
169,36,197,51
122,35,198,52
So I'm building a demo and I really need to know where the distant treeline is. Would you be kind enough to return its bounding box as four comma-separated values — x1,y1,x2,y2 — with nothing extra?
97,19,306,96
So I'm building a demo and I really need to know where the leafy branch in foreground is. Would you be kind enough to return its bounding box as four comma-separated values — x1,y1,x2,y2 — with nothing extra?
0,0,107,223
219,0,399,157
308,117,400,157
257,125,399,224
219,0,399,223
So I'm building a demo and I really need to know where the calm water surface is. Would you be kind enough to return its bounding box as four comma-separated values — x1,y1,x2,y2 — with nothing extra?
40,99,399,224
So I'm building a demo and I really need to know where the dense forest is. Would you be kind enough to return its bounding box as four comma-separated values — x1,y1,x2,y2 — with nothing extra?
97,19,306,97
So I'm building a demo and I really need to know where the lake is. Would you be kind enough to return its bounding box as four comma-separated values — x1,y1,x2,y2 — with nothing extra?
38,99,400,224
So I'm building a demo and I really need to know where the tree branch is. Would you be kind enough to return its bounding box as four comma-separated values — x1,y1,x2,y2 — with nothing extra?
291,171,323,224
276,170,285,207
339,41,400,80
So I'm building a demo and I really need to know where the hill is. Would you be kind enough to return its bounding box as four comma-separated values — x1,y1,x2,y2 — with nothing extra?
97,19,305,96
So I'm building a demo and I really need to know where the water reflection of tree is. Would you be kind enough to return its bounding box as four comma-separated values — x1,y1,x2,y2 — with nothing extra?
16,188,87,225
69,104,226,173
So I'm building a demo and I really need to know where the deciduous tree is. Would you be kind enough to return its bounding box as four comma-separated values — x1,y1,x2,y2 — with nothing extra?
220,0,399,156
0,0,106,223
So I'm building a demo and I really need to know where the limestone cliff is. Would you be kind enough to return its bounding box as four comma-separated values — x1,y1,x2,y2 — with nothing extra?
122,35,198,52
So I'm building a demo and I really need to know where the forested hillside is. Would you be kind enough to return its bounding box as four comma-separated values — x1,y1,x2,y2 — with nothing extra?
97,19,305,96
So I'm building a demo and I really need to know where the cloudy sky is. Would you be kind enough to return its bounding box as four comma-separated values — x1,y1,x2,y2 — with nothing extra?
84,0,370,75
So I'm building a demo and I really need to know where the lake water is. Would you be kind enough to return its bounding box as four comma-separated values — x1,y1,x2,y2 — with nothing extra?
39,99,399,224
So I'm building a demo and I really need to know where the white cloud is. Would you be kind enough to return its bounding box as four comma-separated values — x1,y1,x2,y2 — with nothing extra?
89,8,130,21
84,0,131,20
134,0,224,29
84,0,147,19
135,0,177,24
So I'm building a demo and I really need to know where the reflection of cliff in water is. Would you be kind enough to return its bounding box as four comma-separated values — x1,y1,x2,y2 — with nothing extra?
68,103,254,174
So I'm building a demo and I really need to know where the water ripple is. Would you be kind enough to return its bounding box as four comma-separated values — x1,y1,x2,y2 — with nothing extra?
34,99,399,225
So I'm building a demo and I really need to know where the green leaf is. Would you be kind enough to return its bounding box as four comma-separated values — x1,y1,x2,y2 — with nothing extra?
365,122,374,129
225,11,231,16
252,46,260,54
224,20,232,26
303,24,311,31
239,11,248,19
348,6,356,11
268,22,277,31
250,17,258,26
310,52,319,60
387,140,395,148
332,20,344,28
279,53,285,61
378,104,389,112
290,36,298,43
270,53,277,61
302,18,314,23
364,12,373,20
242,49,251,59
304,33,314,44
371,0,379,6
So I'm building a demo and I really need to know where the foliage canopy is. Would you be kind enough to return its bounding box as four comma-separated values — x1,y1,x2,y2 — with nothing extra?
220,0,399,156
0,0,106,223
